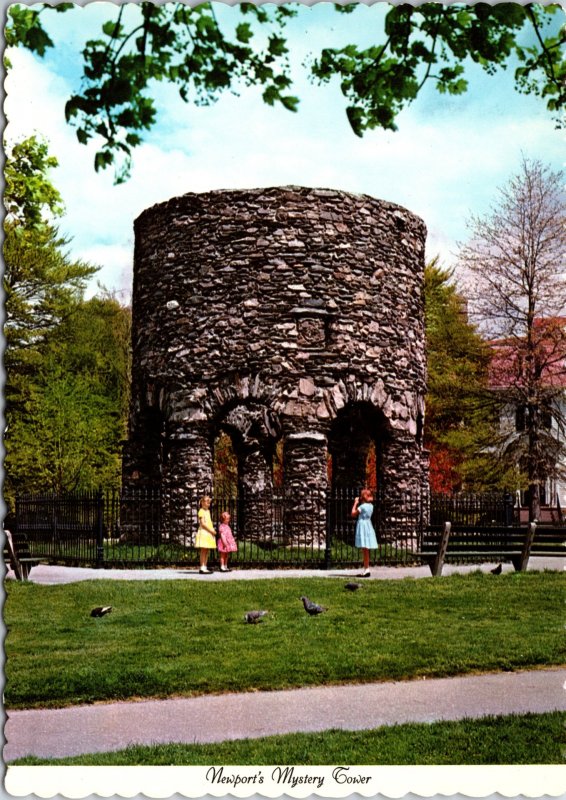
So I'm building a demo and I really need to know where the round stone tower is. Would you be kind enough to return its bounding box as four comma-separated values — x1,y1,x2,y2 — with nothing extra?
123,186,428,543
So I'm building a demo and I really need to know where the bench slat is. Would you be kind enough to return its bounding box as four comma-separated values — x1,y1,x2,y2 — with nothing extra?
4,530,41,580
418,521,539,576
422,550,526,556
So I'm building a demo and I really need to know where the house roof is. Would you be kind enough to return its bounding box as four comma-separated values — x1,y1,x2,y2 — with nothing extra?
488,317,566,390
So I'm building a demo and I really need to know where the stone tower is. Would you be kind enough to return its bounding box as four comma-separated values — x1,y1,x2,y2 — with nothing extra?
123,186,428,542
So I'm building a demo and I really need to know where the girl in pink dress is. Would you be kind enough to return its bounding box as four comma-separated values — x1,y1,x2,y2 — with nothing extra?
217,511,237,572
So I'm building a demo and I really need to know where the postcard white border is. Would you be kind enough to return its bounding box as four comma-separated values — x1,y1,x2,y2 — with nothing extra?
5,765,566,798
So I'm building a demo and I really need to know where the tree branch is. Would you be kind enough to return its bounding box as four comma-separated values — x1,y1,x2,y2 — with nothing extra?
525,5,562,94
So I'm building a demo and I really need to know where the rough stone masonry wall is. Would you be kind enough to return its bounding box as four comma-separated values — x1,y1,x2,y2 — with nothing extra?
123,186,428,543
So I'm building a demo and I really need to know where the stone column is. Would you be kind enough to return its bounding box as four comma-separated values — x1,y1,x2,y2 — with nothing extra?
239,448,274,542
161,424,214,545
380,430,427,548
381,431,426,495
283,432,328,546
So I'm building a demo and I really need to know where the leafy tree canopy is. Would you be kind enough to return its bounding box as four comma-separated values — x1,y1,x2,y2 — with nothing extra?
3,136,132,500
424,259,502,492
4,135,64,227
458,158,566,517
4,225,95,363
4,137,97,371
6,2,565,181
5,295,132,500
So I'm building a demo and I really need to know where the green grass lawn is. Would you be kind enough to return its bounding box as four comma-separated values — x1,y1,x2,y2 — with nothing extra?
11,711,565,765
5,571,565,710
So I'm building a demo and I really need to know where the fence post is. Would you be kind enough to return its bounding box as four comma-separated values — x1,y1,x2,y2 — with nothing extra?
432,521,451,577
95,488,104,569
503,490,514,526
14,494,19,534
324,491,333,570
514,521,536,572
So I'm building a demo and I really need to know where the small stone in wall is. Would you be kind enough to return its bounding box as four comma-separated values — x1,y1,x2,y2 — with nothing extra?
299,378,316,396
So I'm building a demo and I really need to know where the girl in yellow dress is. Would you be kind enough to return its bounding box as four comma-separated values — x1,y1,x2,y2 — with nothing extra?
196,495,216,574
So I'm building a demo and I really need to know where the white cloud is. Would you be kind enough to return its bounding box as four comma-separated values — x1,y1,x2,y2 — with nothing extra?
79,244,133,301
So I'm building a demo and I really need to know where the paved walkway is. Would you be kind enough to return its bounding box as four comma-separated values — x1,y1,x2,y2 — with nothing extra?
5,668,566,762
5,559,565,763
10,555,564,585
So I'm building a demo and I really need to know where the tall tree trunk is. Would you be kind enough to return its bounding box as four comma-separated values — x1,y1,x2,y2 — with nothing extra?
527,409,541,522
528,481,541,523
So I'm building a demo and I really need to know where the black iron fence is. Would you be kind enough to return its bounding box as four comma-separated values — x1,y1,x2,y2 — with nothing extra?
429,491,517,527
9,487,538,571
11,486,428,569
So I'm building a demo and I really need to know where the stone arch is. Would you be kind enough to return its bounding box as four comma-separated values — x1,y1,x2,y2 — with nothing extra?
212,398,282,540
202,373,279,422
213,401,280,485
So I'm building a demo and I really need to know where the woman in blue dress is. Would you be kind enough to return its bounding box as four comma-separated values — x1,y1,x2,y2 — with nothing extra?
351,488,378,577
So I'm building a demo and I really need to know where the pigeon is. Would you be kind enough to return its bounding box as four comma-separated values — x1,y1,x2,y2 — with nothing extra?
244,610,268,624
91,606,112,617
344,582,362,591
490,564,503,575
300,596,327,616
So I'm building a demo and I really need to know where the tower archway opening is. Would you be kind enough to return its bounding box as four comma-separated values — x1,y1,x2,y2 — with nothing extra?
213,431,239,498
328,401,390,495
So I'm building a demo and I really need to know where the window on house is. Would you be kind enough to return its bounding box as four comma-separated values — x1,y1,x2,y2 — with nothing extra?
515,403,553,432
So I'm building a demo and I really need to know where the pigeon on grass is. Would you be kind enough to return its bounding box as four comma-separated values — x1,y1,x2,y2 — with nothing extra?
490,563,503,575
344,582,362,591
244,610,269,624
300,596,327,616
91,606,112,618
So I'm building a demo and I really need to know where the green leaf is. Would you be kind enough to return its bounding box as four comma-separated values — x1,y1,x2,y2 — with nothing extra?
236,23,253,44
268,35,287,57
102,20,123,38
262,85,279,106
280,94,299,112
106,78,132,105
64,98,78,121
25,24,54,56
346,105,365,137
94,150,114,172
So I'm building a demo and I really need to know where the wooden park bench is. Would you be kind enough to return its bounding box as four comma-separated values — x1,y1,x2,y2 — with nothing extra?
4,530,42,581
416,522,538,577
529,526,566,559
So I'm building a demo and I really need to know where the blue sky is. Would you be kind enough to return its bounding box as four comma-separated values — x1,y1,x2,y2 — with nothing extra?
4,2,565,301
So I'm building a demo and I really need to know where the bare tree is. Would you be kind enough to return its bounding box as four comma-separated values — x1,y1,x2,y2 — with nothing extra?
458,158,566,520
